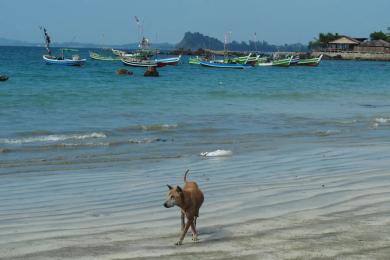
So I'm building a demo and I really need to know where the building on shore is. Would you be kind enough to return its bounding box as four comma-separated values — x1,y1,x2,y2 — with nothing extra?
354,39,390,53
326,36,367,52
315,35,390,61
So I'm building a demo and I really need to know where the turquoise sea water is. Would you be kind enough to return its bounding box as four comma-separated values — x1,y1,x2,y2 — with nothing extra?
1,46,390,176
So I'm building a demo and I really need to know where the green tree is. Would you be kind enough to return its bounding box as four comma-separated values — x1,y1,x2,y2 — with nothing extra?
308,32,340,50
370,31,389,41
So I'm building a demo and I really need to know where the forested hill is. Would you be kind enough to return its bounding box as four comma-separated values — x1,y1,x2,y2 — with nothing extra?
176,32,307,52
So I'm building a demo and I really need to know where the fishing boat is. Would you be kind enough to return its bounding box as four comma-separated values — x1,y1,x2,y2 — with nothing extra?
40,27,86,66
43,49,86,66
290,56,300,65
155,55,181,67
89,51,120,61
189,56,202,65
258,56,293,67
112,48,128,57
121,57,157,67
200,60,251,69
225,55,260,65
297,54,323,66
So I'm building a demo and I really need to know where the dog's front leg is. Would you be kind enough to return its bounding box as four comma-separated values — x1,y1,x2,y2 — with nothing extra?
176,217,193,246
181,211,185,231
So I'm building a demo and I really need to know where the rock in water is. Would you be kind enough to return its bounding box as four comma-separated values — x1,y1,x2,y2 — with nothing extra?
0,75,9,81
116,69,133,76
144,66,159,77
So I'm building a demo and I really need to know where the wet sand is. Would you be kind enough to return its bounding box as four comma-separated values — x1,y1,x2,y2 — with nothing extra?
1,146,390,260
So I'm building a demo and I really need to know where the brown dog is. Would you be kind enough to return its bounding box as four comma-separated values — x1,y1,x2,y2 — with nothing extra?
164,169,204,245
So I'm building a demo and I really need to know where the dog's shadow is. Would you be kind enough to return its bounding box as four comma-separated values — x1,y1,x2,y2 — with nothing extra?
196,226,234,243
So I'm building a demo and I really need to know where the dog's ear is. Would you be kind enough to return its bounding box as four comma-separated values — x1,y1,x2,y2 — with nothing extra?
176,186,183,193
167,184,173,190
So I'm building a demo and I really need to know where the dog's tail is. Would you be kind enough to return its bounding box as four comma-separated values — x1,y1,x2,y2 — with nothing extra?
184,169,190,182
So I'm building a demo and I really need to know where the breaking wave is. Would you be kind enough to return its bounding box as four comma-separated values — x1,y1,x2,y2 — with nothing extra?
0,132,107,145
115,124,178,132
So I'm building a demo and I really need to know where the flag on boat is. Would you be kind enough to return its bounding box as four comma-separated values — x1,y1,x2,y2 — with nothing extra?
40,26,51,55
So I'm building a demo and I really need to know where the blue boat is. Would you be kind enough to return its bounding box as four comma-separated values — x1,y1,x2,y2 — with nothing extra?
200,60,251,69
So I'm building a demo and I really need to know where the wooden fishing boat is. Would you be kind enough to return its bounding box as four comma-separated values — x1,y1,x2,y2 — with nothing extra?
89,51,120,61
112,48,128,56
189,56,202,65
200,60,251,69
40,28,86,66
226,55,260,65
121,57,157,67
290,56,300,65
297,54,323,66
43,49,86,66
258,56,293,67
155,55,181,67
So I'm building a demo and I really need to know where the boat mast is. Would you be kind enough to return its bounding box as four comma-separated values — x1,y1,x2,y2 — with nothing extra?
254,32,258,53
134,16,143,48
224,31,232,60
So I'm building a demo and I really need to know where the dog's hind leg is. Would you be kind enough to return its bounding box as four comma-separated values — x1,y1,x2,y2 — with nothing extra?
190,219,199,242
193,216,197,228
181,211,185,231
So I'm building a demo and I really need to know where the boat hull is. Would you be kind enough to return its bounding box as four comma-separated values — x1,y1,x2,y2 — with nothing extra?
155,56,181,67
43,55,86,66
189,56,201,65
89,52,120,61
297,55,323,66
200,61,250,69
121,58,157,67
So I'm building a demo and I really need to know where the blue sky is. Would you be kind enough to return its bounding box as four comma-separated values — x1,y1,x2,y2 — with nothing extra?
1,0,389,45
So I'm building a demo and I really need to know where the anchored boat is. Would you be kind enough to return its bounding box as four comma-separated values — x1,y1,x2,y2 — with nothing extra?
43,49,86,66
155,55,181,67
121,57,157,67
297,54,323,66
40,28,86,66
258,56,293,67
200,60,251,69
89,51,120,61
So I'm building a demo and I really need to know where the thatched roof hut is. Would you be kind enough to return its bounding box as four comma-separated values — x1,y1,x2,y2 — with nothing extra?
355,39,390,53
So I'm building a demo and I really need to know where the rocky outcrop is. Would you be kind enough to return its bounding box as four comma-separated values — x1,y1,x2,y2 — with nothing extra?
0,75,9,81
116,69,133,76
144,67,159,77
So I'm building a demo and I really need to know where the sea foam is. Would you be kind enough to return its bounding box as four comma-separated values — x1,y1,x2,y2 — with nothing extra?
200,149,233,157
374,118,390,124
0,132,107,144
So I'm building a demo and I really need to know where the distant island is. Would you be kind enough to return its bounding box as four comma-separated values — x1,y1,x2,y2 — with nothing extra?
0,37,175,50
176,32,307,52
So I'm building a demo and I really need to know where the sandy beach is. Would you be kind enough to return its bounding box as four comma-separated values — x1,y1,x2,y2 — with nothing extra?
1,144,390,260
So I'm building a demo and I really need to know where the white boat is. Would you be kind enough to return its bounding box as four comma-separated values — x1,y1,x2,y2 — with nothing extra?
121,57,157,67
40,28,86,66
155,55,181,67
43,52,86,66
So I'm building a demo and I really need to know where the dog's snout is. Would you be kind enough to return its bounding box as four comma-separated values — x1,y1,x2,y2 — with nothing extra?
163,202,168,208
